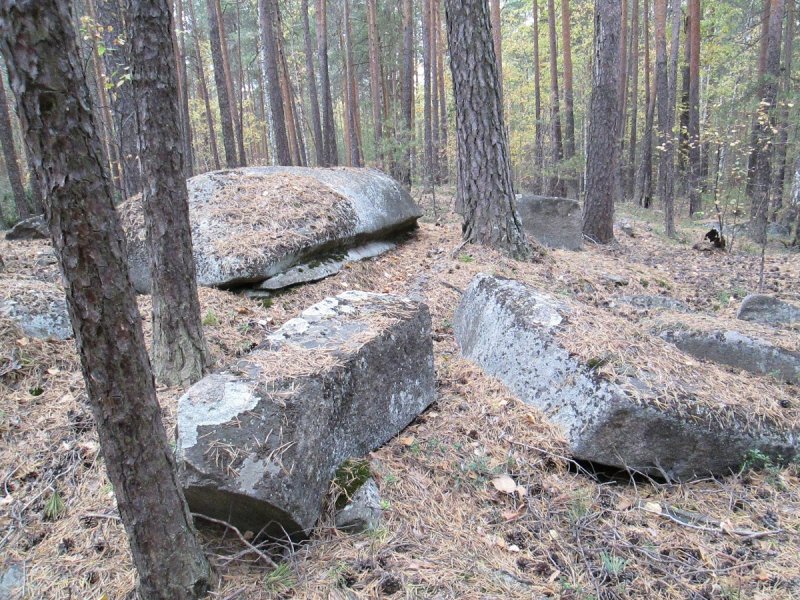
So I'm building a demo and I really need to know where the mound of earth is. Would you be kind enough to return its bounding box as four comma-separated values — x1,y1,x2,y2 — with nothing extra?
119,167,421,293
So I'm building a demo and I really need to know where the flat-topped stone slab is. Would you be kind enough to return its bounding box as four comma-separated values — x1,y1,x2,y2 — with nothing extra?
119,167,421,293
454,274,798,480
177,291,435,538
515,194,583,250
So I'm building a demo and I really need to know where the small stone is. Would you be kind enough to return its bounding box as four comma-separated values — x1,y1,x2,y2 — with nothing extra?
0,563,24,600
737,294,800,326
619,221,635,237
335,478,382,533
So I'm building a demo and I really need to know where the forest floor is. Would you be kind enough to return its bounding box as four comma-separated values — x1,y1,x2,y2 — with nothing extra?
1,188,799,599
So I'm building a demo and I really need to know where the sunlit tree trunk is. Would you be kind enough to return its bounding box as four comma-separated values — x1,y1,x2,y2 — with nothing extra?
206,0,238,167
188,0,220,171
317,0,338,165
547,0,565,197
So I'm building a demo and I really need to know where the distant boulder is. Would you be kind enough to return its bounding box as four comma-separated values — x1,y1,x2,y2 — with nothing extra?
515,194,583,250
737,294,800,326
177,291,435,538
119,167,421,293
5,215,48,241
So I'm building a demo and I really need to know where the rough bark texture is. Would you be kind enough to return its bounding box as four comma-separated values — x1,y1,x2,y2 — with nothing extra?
258,0,291,166
342,0,362,167
0,1,211,598
316,0,338,166
546,0,565,197
626,0,640,199
301,0,324,166
533,0,544,193
583,0,621,244
749,0,785,244
188,0,220,170
444,0,531,259
0,67,28,219
654,0,672,235
93,0,142,199
399,0,414,186
206,0,238,167
129,0,209,387
175,0,194,177
687,0,702,215
366,0,383,167
490,0,502,97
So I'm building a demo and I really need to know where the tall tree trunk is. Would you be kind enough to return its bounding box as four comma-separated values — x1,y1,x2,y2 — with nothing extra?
215,0,244,166
423,0,434,187
317,0,338,165
93,0,142,199
0,1,211,597
687,0,702,215
301,0,324,166
749,0,785,244
533,0,544,194
444,0,532,258
547,0,565,196
275,8,302,166
635,0,655,207
490,0,503,98
771,0,794,220
343,0,362,167
0,62,29,219
206,0,238,167
366,0,384,167
435,0,449,182
399,0,414,186
584,0,621,244
626,0,640,199
678,14,690,181
258,0,292,165
129,0,209,386
618,0,629,144
747,0,774,198
430,0,441,183
561,0,577,198
232,1,247,167
188,0,221,171
175,0,194,176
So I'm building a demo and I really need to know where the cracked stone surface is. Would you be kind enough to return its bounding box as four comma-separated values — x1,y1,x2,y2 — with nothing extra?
177,291,435,538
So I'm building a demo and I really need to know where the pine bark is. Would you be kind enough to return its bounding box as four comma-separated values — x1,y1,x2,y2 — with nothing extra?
343,0,362,167
188,0,221,171
561,0,577,197
0,65,29,219
316,0,338,166
129,0,210,387
430,0,441,183
423,0,434,186
175,0,194,176
770,0,794,219
687,0,702,215
626,0,640,199
301,0,324,166
584,0,621,244
435,1,449,182
491,0,503,97
547,0,565,197
533,0,544,193
399,0,414,186
366,0,384,167
444,0,531,259
749,0,785,243
258,0,292,165
206,0,238,167
0,1,211,597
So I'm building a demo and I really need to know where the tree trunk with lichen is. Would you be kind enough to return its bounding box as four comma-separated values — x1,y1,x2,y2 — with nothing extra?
0,1,211,597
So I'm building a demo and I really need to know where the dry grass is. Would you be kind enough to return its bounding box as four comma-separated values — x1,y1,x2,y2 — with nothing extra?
2,191,800,599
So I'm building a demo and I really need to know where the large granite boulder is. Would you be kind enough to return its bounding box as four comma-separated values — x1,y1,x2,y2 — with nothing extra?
120,167,421,293
0,277,72,340
454,274,797,480
515,194,582,250
177,291,435,538
737,294,800,326
661,329,799,385
5,215,48,241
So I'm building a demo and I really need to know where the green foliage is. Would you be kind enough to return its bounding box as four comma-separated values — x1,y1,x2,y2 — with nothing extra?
44,489,66,521
202,310,219,326
263,563,295,593
333,458,372,509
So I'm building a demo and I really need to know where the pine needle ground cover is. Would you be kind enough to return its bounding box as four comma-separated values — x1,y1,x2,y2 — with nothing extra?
1,191,799,599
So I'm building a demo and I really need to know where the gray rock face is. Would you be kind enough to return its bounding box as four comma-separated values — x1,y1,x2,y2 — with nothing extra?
0,563,23,600
5,215,48,241
454,274,797,480
335,478,382,533
177,291,435,538
120,167,421,293
661,329,800,385
0,278,72,340
737,294,800,326
515,194,583,250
